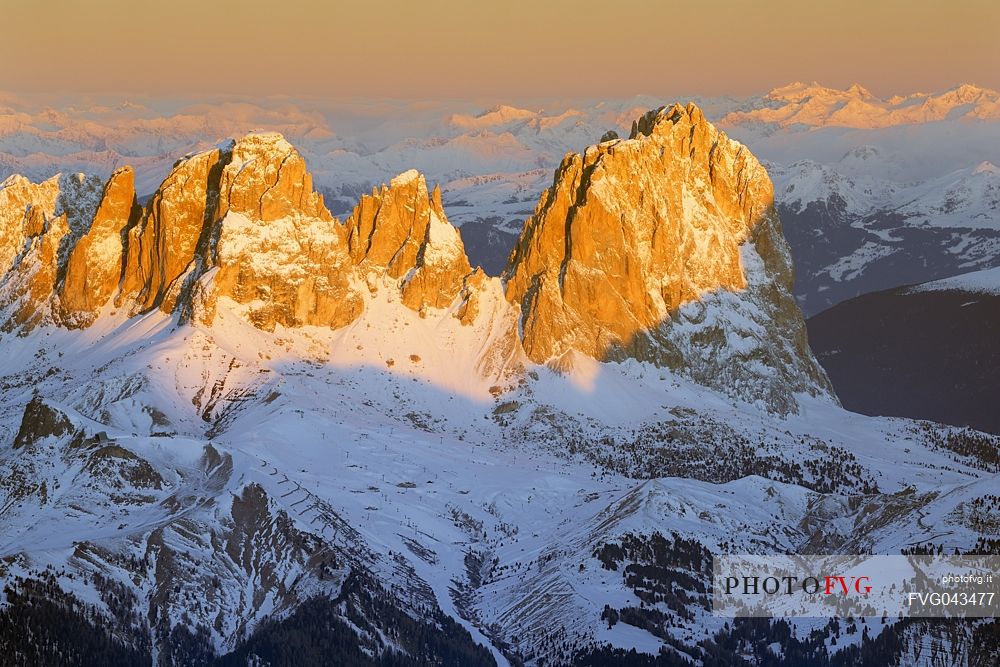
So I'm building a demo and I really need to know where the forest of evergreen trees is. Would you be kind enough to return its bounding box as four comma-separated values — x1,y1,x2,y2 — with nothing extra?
0,569,496,667
2,569,997,666
218,570,496,667
0,573,150,666
574,617,1000,666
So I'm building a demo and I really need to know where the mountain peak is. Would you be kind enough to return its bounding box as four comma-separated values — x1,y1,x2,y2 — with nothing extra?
481,104,534,117
0,173,32,190
118,144,233,314
627,101,706,138
239,129,289,143
218,131,330,223
973,160,1000,175
345,170,473,314
847,83,874,98
505,103,833,412
58,166,141,328
449,105,537,130
390,168,421,187
730,82,1000,128
767,81,877,103
226,131,294,157
0,121,831,411
766,81,832,101
0,170,106,330
951,82,988,96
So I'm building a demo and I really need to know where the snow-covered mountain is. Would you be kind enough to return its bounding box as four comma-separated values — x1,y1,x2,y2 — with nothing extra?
770,157,1000,315
709,83,1000,315
1,107,998,665
723,82,1000,129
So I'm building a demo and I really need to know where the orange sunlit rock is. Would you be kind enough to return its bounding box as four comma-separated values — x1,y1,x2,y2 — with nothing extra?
59,167,141,328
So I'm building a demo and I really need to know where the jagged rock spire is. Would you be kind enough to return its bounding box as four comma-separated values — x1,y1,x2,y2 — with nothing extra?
59,167,141,328
344,169,473,314
0,116,833,411
504,103,833,412
118,146,230,314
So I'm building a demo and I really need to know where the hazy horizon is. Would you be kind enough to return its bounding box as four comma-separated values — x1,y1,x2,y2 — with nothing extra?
2,0,997,99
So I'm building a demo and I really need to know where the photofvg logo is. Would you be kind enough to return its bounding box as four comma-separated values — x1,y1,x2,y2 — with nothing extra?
712,555,1000,618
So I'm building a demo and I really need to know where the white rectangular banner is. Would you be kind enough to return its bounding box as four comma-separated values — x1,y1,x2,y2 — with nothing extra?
712,555,1000,618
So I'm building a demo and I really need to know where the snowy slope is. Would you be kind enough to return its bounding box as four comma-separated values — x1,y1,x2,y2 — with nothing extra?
0,280,997,663
909,265,1000,295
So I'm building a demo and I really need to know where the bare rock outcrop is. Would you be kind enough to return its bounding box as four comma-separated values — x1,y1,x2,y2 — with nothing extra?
0,175,61,277
58,167,141,327
0,119,831,412
193,134,361,330
215,132,331,223
505,103,833,411
0,173,104,331
204,209,362,331
345,170,472,315
118,147,230,314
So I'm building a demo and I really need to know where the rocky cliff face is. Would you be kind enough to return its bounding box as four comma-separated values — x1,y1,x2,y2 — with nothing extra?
216,133,331,223
0,175,60,277
118,146,229,315
196,141,474,329
345,170,473,314
504,104,833,412
0,133,477,336
58,167,141,328
0,114,830,410
0,173,105,330
188,134,364,330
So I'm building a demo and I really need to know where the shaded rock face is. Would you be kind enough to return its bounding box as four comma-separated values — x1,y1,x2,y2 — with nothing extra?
345,170,473,315
13,396,76,450
504,103,833,412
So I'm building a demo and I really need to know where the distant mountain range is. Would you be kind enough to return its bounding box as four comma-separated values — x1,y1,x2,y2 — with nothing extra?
724,81,1000,129
9,83,994,317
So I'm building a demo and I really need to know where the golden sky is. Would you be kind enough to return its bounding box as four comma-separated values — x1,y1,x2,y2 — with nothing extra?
2,0,997,98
